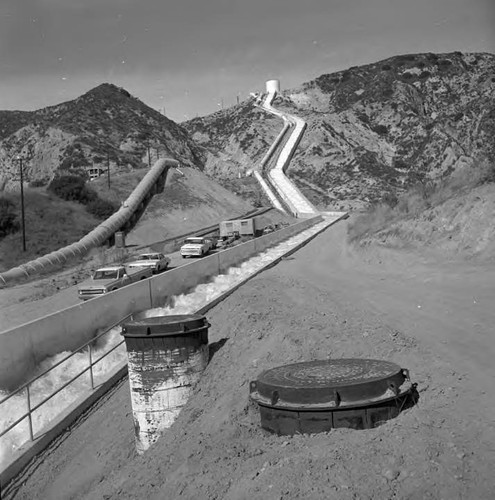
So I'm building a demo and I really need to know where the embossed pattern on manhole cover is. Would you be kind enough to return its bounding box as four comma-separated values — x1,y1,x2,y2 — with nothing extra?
254,359,406,406
261,359,401,388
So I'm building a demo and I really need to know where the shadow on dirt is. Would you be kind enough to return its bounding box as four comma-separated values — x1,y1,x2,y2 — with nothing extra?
209,338,228,362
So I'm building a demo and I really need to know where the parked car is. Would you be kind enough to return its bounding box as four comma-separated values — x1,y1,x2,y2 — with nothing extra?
77,265,152,300
180,237,214,258
216,234,236,249
126,252,171,274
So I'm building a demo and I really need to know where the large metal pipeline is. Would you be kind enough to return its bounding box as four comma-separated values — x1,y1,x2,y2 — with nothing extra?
0,158,179,286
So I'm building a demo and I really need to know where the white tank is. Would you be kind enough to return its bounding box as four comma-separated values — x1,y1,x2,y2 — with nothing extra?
266,79,280,94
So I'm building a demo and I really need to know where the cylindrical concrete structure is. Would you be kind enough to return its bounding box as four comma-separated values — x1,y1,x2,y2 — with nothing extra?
121,314,210,454
115,231,126,248
266,79,280,94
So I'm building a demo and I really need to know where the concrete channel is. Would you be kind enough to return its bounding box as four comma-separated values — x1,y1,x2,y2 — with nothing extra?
0,212,347,490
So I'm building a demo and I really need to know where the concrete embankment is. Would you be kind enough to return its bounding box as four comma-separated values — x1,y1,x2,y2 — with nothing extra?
0,216,322,391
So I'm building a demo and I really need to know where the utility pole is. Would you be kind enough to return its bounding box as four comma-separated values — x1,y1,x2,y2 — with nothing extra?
107,153,111,189
16,155,26,251
147,142,151,168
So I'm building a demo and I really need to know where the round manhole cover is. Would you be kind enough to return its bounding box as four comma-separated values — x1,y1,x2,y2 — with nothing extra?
250,359,418,434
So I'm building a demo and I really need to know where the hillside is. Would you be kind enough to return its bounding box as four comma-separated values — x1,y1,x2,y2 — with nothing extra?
0,167,255,274
348,160,495,262
124,167,256,246
0,84,206,191
184,51,495,210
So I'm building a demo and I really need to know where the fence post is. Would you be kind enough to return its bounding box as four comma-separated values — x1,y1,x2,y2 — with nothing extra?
26,385,34,441
88,344,94,390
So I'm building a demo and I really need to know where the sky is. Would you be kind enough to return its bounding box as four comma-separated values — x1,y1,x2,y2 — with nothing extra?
0,0,494,122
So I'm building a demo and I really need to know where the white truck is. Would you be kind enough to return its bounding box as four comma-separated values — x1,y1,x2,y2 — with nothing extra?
180,237,214,258
77,265,152,301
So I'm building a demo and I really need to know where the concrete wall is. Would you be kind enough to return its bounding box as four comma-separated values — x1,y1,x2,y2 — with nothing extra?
0,279,153,390
0,216,322,390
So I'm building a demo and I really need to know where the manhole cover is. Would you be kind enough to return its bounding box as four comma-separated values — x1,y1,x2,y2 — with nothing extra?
250,359,418,434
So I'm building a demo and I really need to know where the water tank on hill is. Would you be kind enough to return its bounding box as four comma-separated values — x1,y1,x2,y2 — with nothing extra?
266,79,280,94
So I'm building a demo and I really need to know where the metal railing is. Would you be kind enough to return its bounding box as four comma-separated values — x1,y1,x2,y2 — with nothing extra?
0,314,130,445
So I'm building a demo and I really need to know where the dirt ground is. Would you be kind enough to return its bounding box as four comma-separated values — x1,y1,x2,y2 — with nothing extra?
3,218,495,500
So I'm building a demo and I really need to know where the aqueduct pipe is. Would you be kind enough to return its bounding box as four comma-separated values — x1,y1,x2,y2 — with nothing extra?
0,158,179,287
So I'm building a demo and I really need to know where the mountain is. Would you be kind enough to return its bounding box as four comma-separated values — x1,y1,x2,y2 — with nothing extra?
0,84,205,190
184,51,495,210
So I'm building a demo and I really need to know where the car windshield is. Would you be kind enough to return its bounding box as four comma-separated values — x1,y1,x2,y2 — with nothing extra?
185,238,203,244
93,270,118,280
139,255,154,260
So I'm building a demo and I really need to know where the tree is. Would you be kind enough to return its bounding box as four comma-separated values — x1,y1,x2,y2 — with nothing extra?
0,197,20,237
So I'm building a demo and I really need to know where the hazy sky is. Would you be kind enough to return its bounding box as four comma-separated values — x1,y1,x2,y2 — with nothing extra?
0,0,494,122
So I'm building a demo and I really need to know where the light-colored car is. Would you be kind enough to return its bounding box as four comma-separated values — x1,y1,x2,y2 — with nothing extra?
126,252,171,274
180,237,214,258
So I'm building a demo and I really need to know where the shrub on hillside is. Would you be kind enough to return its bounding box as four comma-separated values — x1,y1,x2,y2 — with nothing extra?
86,198,118,219
347,159,495,243
48,175,97,204
29,178,49,188
372,124,388,136
0,197,20,237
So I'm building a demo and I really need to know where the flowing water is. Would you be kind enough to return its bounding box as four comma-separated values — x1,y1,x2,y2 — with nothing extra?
0,219,331,469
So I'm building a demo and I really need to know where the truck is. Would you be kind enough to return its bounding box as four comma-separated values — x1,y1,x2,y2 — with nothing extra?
77,265,152,301
180,237,214,258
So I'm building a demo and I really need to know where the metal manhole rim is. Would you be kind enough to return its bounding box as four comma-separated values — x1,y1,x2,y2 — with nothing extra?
250,381,414,412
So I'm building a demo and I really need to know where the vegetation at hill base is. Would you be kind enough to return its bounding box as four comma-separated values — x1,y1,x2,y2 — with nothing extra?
0,190,102,272
0,196,19,237
348,158,495,260
48,174,118,219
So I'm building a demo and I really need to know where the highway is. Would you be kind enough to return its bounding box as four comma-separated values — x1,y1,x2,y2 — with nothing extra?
0,243,240,333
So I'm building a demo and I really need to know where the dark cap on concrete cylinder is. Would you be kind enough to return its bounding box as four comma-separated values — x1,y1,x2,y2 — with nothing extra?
121,314,209,351
122,313,209,337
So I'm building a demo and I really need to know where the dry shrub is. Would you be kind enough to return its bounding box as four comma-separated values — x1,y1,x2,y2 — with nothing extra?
347,203,394,241
348,158,494,243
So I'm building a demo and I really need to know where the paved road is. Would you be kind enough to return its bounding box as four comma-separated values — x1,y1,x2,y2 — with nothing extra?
0,247,227,332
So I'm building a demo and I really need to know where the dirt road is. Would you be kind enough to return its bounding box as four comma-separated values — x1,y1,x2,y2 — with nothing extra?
4,219,495,499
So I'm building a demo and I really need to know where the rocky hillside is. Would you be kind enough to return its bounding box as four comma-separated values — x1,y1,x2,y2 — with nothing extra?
184,52,495,210
0,84,205,191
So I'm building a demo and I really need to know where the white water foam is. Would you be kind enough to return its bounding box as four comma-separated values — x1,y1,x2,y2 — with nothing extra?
0,219,330,469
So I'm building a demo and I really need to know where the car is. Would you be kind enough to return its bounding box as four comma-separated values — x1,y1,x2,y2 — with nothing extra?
126,252,171,274
180,237,214,258
216,234,236,249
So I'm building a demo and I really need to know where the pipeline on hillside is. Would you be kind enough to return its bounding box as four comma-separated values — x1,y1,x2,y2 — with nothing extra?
0,158,179,287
